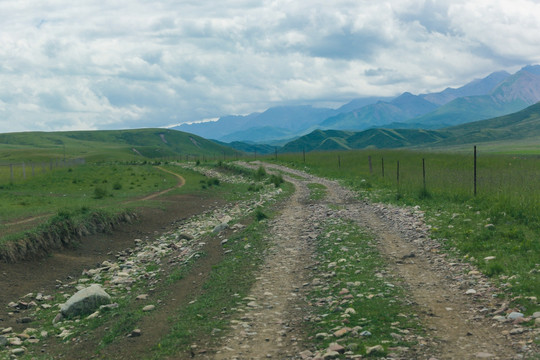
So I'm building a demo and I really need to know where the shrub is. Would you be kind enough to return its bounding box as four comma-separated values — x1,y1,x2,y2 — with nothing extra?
254,208,267,221
93,186,108,199
268,174,284,187
254,166,267,181
113,182,122,190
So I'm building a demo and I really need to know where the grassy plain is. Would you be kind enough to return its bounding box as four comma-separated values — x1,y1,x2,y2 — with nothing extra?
271,148,540,314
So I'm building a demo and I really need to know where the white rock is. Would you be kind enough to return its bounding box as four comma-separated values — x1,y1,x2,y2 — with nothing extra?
507,312,524,320
142,305,155,312
60,284,111,318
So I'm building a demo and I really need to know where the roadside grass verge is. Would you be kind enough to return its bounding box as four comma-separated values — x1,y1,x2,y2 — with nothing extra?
269,150,540,316
305,218,422,358
150,181,294,358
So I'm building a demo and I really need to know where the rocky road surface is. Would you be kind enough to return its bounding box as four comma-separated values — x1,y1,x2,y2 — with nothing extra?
207,162,539,360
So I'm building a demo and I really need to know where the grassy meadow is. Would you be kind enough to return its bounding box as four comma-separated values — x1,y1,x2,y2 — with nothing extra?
269,148,540,313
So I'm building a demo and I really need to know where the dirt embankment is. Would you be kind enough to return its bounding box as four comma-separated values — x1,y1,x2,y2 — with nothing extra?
0,193,224,329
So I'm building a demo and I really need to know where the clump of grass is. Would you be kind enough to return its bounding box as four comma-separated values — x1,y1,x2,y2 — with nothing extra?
248,183,263,192
93,186,109,199
254,208,267,221
254,166,267,181
268,173,284,187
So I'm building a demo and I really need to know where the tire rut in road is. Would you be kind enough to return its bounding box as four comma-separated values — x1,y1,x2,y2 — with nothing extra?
235,163,535,360
209,174,325,359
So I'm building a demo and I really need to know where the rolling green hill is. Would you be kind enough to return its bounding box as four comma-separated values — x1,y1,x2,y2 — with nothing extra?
281,102,540,153
0,128,235,163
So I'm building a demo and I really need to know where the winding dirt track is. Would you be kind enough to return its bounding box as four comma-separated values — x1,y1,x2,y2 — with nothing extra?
3,166,185,229
206,163,534,360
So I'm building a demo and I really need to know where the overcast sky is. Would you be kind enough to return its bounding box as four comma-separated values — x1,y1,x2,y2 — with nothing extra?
1,0,539,133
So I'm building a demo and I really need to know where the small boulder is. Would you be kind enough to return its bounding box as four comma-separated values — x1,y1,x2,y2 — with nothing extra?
60,284,111,318
366,345,384,355
142,305,155,312
213,223,228,234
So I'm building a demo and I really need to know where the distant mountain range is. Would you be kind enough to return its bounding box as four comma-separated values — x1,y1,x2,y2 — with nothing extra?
174,65,540,144
280,101,540,152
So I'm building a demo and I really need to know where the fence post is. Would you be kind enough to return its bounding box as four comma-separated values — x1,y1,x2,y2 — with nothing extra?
397,161,400,187
381,157,384,178
10,164,13,181
474,145,477,196
422,158,426,194
369,156,372,174
338,155,341,168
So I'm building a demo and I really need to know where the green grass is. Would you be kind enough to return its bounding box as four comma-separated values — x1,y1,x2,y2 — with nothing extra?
265,149,540,316
0,128,236,164
150,181,294,358
307,183,327,201
306,219,422,358
0,163,177,224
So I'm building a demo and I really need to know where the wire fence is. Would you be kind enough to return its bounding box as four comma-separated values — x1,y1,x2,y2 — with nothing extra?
0,158,85,184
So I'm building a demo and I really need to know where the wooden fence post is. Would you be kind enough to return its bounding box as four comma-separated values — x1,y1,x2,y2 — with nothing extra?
397,161,400,187
474,145,477,196
422,158,426,194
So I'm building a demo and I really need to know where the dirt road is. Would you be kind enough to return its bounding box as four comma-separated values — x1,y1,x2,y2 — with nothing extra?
1,163,537,359
207,163,537,359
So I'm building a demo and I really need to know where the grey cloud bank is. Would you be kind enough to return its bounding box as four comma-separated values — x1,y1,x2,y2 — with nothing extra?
1,0,539,133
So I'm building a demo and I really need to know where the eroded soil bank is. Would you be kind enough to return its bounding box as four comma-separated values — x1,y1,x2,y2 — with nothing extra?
0,193,223,331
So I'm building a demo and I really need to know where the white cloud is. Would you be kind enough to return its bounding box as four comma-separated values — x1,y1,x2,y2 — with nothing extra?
0,0,539,132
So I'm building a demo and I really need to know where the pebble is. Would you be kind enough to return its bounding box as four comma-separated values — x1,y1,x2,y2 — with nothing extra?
366,345,384,355
333,327,351,337
507,312,524,320
475,352,495,358
10,348,25,355
142,305,155,312
465,289,477,295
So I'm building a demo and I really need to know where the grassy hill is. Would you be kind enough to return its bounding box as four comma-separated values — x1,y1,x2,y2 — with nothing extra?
0,128,235,163
281,102,540,153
